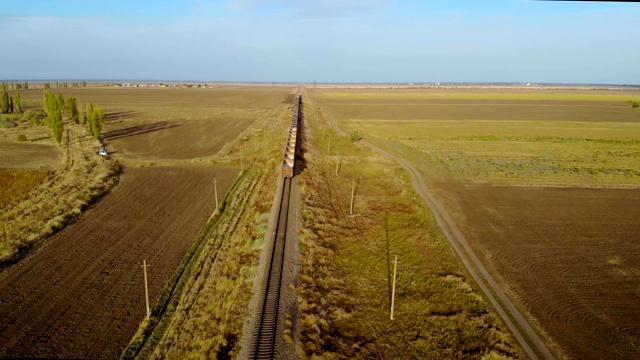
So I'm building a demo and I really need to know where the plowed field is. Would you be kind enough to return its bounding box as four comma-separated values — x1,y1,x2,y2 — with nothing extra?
0,165,237,359
0,142,63,170
433,184,640,359
101,118,252,159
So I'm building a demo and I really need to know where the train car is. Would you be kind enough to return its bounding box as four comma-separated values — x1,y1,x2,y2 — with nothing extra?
282,94,302,178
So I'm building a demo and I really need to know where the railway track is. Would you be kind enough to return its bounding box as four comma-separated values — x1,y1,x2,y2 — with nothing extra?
251,177,292,359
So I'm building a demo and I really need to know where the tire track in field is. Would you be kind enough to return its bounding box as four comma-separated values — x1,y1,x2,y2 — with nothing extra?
308,89,554,360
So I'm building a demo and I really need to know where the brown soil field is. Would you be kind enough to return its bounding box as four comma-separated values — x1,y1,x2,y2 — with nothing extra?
0,165,237,359
18,86,291,160
433,183,640,359
0,169,49,209
0,142,60,208
0,141,63,170
324,99,638,123
101,118,253,159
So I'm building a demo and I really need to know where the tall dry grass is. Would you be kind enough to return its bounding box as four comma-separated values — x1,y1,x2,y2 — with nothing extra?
295,94,521,359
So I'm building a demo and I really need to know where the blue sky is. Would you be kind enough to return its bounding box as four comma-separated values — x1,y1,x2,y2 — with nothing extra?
1,0,639,84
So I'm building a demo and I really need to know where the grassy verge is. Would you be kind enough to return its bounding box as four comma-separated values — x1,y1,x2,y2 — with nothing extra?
296,97,521,359
121,93,294,359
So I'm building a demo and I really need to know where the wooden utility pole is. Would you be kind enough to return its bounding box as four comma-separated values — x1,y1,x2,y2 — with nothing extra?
391,255,398,320
214,177,218,209
143,260,150,320
335,151,340,176
350,179,355,215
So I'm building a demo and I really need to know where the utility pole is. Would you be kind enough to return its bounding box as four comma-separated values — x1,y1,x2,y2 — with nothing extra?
391,255,398,320
350,179,355,215
240,152,244,172
214,177,218,209
327,135,331,154
143,260,150,320
335,151,340,176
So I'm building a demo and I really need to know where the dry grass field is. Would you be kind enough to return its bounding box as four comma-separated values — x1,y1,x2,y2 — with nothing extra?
295,95,522,359
317,89,640,187
311,87,640,359
0,86,292,358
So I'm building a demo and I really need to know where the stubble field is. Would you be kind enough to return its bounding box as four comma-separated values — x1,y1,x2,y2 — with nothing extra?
0,86,291,358
312,87,640,359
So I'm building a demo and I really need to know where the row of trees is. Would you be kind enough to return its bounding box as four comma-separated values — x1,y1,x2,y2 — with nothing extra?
1,83,21,114
43,91,105,145
43,81,87,89
6,82,29,90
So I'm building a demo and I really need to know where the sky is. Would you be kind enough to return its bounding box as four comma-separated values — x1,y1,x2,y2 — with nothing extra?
0,0,639,84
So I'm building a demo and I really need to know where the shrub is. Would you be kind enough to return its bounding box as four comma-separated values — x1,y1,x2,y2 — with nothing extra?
16,134,27,142
22,109,46,125
0,114,17,128
350,131,362,143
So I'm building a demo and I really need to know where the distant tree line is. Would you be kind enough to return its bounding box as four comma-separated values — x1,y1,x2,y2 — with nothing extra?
11,82,29,90
44,81,87,89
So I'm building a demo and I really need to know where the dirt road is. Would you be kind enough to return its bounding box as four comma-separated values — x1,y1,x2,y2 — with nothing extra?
312,92,554,360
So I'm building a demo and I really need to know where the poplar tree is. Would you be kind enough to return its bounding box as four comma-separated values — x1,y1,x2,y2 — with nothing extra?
0,83,9,114
14,88,21,114
50,107,64,144
65,97,79,124
44,90,64,144
86,102,105,139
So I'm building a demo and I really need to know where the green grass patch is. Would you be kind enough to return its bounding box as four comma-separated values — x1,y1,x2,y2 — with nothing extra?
336,117,640,187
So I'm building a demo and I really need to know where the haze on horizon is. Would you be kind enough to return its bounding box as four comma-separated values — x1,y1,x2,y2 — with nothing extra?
1,0,639,85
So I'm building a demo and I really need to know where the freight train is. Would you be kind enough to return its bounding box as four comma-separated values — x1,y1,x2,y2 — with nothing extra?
282,93,301,178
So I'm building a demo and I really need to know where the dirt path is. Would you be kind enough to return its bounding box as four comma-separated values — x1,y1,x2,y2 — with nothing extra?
311,91,554,360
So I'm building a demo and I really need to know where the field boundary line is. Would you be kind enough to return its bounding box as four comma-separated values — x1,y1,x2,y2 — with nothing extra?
304,89,555,360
